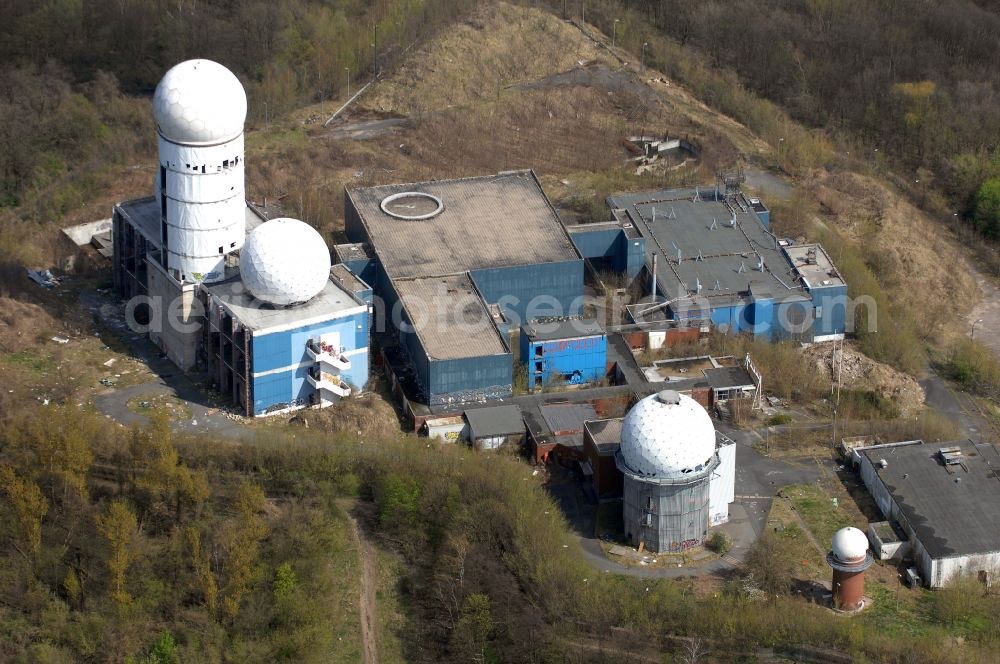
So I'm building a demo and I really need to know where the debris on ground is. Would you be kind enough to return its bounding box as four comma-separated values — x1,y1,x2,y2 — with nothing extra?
27,268,59,288
803,342,924,416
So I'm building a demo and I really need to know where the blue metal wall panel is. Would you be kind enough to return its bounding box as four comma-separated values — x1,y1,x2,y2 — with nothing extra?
570,228,622,259
471,260,585,327
252,314,367,374
251,363,313,415
429,354,512,402
525,335,607,385
810,284,848,338
749,297,774,338
773,300,814,341
624,235,647,279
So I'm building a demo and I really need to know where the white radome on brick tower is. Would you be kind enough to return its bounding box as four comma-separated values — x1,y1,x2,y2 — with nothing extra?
240,218,332,306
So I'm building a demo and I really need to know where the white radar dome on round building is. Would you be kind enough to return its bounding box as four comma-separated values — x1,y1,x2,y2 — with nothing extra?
153,59,247,145
240,218,331,306
619,390,717,478
831,526,870,562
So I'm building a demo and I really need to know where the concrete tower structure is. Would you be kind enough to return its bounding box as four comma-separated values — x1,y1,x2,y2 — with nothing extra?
827,526,873,611
153,59,247,283
616,390,721,552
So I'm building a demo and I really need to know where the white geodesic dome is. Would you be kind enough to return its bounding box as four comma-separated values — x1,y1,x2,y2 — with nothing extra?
831,527,869,562
619,390,717,479
240,218,331,306
153,59,247,145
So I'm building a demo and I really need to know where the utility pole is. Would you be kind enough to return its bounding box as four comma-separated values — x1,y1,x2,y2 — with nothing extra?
613,18,620,48
641,42,649,73
373,24,378,79
345,66,350,99
581,1,585,25
263,101,268,131
972,318,984,339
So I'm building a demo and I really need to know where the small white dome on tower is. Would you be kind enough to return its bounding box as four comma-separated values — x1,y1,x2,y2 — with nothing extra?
240,218,331,306
619,390,716,478
831,527,869,562
153,59,247,145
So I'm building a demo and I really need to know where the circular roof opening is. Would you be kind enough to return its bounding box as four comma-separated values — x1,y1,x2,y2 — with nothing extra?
380,191,444,220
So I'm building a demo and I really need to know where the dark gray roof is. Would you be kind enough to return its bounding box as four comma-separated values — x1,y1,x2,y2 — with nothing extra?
585,418,623,454
540,402,597,435
464,405,525,439
523,317,604,342
608,187,810,307
347,170,580,280
863,441,1000,559
332,242,372,263
704,366,755,390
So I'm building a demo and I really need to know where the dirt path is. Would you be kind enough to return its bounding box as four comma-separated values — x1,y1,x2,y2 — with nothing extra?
969,267,1000,360
345,509,378,664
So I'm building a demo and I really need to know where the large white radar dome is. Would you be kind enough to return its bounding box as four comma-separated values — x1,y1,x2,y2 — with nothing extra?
619,390,717,478
240,218,331,306
831,527,869,562
153,59,247,145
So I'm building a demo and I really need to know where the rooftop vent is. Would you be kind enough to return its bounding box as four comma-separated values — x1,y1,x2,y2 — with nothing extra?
939,446,964,465
657,389,682,405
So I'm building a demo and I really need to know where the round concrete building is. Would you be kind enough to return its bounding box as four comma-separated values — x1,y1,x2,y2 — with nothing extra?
615,390,720,552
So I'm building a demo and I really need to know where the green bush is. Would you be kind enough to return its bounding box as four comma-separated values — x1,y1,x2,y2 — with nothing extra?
705,531,731,555
767,414,793,426
945,338,1000,397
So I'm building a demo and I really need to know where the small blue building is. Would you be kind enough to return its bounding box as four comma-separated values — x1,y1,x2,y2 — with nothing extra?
520,318,607,391
204,269,370,416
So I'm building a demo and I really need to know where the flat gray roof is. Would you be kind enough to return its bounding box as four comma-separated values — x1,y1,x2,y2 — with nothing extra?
608,188,809,307
394,273,508,361
540,402,597,435
523,317,604,342
332,242,373,264
704,366,756,390
863,441,1000,559
465,405,524,439
330,264,370,295
585,418,623,454
783,243,845,289
204,274,364,333
348,170,580,279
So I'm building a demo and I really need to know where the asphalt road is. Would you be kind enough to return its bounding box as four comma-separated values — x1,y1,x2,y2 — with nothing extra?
551,428,825,579
82,290,247,439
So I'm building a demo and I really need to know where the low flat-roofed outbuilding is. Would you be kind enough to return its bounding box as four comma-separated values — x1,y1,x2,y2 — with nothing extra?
859,440,1000,587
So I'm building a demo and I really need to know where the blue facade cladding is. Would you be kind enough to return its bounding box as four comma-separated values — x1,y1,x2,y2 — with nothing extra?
248,307,370,415
428,355,512,405
470,260,585,327
568,227,647,280
808,284,848,339
519,332,607,387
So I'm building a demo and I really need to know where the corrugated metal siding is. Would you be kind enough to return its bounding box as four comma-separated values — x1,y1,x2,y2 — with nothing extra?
709,444,736,525
470,260,585,325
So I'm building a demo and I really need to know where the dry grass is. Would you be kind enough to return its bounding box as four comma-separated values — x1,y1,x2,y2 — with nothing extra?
808,172,978,345
365,2,616,115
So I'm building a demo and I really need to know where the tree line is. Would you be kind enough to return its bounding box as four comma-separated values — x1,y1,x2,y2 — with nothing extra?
566,0,1000,238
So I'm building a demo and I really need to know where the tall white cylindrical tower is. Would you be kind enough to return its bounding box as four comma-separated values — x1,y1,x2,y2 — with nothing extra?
153,59,247,283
